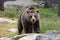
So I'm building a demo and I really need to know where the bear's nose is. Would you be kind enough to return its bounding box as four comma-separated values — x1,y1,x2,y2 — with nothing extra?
32,19,34,22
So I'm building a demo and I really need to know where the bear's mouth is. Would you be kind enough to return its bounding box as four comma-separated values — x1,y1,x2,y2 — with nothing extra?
31,20,36,24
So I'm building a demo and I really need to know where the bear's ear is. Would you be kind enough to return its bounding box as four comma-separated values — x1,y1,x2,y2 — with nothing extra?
27,10,30,13
28,6,35,10
36,10,39,13
27,10,35,13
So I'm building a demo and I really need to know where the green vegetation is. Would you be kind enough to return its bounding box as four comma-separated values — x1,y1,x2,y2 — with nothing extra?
0,23,17,37
5,8,19,19
38,7,60,33
38,7,58,18
0,7,60,37
0,7,19,19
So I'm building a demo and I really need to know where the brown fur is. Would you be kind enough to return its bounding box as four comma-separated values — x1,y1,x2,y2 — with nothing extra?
18,7,40,35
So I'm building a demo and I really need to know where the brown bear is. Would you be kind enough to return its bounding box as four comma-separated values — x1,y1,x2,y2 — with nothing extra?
18,6,40,35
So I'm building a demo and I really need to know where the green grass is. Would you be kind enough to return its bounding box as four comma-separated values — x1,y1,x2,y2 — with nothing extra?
40,17,60,33
0,7,60,37
0,23,17,37
5,7,19,18
38,7,58,18
38,7,60,33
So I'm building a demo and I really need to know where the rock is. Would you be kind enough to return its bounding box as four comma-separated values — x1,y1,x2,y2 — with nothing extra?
0,34,60,40
18,34,40,40
4,0,38,7
44,30,60,35
0,18,17,23
1,30,60,40
0,34,40,40
36,34,60,40
0,37,12,40
8,28,17,32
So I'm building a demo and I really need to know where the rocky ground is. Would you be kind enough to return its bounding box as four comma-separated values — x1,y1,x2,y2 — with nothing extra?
0,30,60,40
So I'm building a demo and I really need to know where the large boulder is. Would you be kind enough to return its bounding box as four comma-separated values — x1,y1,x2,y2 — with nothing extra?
4,0,38,7
0,33,60,40
44,30,60,35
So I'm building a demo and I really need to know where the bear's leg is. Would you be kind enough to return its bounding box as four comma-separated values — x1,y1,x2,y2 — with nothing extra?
18,22,23,35
33,21,40,33
24,26,32,33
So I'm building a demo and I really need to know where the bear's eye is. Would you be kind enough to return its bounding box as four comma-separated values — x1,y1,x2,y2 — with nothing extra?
30,16,32,18
34,16,36,17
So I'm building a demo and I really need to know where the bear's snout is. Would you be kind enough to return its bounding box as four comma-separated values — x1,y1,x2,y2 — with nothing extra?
31,19,36,24
31,15,36,23
32,19,34,22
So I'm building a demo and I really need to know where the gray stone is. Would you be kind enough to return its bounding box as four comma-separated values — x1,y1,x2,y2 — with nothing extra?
1,30,60,40
4,0,38,7
36,34,60,40
8,28,17,32
0,37,12,40
44,30,60,35
0,18,17,23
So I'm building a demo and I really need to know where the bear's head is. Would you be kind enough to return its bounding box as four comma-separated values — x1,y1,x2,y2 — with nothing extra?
24,7,39,24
